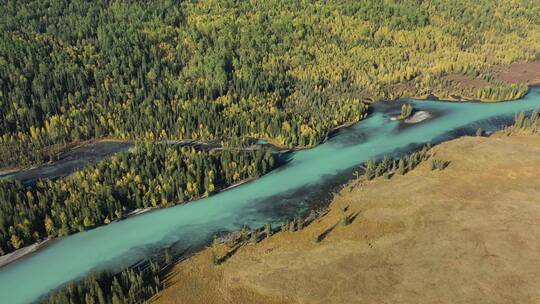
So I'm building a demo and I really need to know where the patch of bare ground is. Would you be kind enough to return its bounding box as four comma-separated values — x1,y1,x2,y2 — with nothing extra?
446,60,540,88
445,74,490,88
152,134,540,304
492,60,540,85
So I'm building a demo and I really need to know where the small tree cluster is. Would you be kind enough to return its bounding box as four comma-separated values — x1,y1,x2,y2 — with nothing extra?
399,104,414,120
340,207,350,227
364,145,431,181
431,159,450,171
45,260,164,304
511,110,540,133
475,83,528,101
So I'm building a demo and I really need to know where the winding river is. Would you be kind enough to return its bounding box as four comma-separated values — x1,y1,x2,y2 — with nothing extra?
2,88,540,303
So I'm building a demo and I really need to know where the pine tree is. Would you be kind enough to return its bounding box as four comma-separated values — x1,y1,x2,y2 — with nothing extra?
398,158,406,175
476,128,483,136
264,223,272,238
250,229,258,245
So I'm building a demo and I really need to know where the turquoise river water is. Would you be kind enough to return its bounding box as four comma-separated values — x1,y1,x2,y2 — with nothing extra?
1,88,540,303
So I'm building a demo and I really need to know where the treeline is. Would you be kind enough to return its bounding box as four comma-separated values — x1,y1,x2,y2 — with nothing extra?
364,145,432,180
2,0,540,168
475,83,528,101
0,144,277,255
45,260,163,304
504,110,540,134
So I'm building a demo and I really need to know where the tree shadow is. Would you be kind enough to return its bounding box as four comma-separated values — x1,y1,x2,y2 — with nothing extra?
347,211,361,225
442,160,451,169
316,222,338,242
214,240,245,265
301,208,329,227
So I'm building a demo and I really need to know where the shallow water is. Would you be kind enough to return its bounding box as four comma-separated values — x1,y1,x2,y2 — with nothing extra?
1,89,540,303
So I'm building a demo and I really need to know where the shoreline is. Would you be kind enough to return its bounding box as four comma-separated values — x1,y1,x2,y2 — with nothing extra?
409,93,520,103
0,86,534,266
0,239,50,269
323,120,361,143
3,81,537,175
125,207,154,218
153,132,540,304
1,83,538,270
0,175,266,268
402,60,540,103
407,82,540,104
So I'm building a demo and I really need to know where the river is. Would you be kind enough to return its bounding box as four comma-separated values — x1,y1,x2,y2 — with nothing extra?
1,88,540,303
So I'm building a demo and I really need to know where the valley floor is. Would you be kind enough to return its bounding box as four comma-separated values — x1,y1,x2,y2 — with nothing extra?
152,133,540,304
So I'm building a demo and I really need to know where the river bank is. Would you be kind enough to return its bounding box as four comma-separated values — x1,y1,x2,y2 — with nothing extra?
0,172,269,269
0,239,50,269
3,88,540,304
0,136,283,266
4,59,539,181
153,132,540,304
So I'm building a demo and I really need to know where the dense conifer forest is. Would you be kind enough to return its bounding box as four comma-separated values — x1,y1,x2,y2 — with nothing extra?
2,0,540,168
44,260,164,304
0,145,276,254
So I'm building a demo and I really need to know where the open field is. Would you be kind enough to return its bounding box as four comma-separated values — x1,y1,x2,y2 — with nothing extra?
153,134,540,304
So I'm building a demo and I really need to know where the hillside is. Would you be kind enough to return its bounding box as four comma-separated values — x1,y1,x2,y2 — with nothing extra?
3,0,540,169
152,133,540,304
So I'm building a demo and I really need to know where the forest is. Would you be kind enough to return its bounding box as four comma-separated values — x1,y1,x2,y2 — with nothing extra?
2,0,540,168
504,110,540,134
0,144,276,255
44,260,164,304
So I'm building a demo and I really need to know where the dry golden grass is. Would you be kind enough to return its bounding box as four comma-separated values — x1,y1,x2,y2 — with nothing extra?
152,134,540,304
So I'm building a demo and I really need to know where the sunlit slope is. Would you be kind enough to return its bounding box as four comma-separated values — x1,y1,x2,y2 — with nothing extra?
155,134,540,304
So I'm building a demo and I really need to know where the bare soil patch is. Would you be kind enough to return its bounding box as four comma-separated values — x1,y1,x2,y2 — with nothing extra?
446,60,540,88
446,74,490,88
492,60,540,85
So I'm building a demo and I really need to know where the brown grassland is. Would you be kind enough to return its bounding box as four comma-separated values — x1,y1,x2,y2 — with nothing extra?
152,133,540,304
